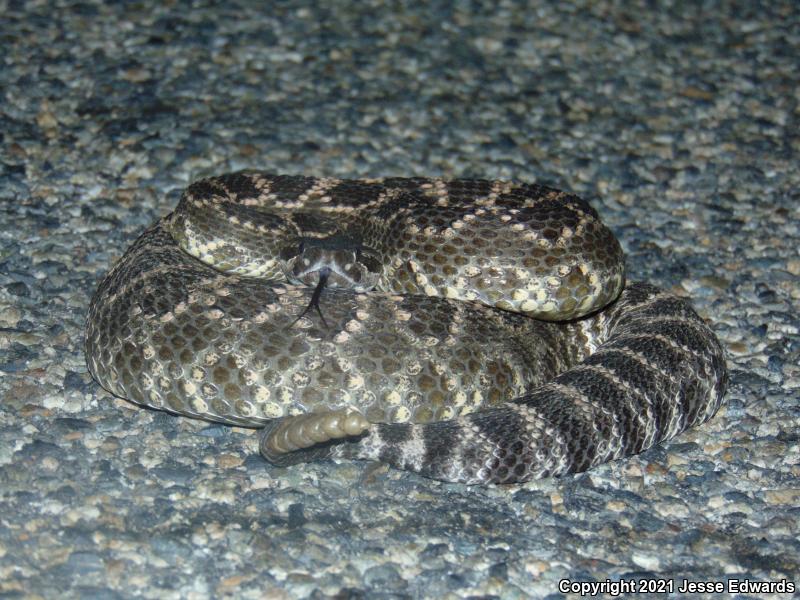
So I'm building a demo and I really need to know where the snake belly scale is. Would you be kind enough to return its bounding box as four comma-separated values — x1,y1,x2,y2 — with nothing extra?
85,172,727,484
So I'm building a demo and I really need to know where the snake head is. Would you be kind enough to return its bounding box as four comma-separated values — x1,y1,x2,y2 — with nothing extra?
279,234,383,292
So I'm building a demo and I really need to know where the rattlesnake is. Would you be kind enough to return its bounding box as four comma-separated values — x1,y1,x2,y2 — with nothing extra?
85,172,727,484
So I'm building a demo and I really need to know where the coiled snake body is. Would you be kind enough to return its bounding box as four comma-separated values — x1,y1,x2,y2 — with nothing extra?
85,173,727,484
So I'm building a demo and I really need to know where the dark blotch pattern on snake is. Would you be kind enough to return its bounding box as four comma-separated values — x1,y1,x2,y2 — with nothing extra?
85,172,727,484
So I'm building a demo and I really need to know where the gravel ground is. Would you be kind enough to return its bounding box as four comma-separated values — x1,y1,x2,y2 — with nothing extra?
1,1,798,598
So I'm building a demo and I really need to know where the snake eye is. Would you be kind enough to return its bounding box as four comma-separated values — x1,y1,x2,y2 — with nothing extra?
279,240,305,261
356,248,382,273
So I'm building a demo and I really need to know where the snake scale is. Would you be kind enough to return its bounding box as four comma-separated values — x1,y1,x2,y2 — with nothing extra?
85,172,727,484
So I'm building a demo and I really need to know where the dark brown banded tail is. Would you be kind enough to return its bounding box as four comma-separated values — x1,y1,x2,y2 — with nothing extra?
260,283,727,484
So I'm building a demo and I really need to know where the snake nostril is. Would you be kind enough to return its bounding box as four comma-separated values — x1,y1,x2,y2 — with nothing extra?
358,251,382,274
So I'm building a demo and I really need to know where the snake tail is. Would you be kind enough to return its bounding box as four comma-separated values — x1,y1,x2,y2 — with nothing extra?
260,409,370,465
